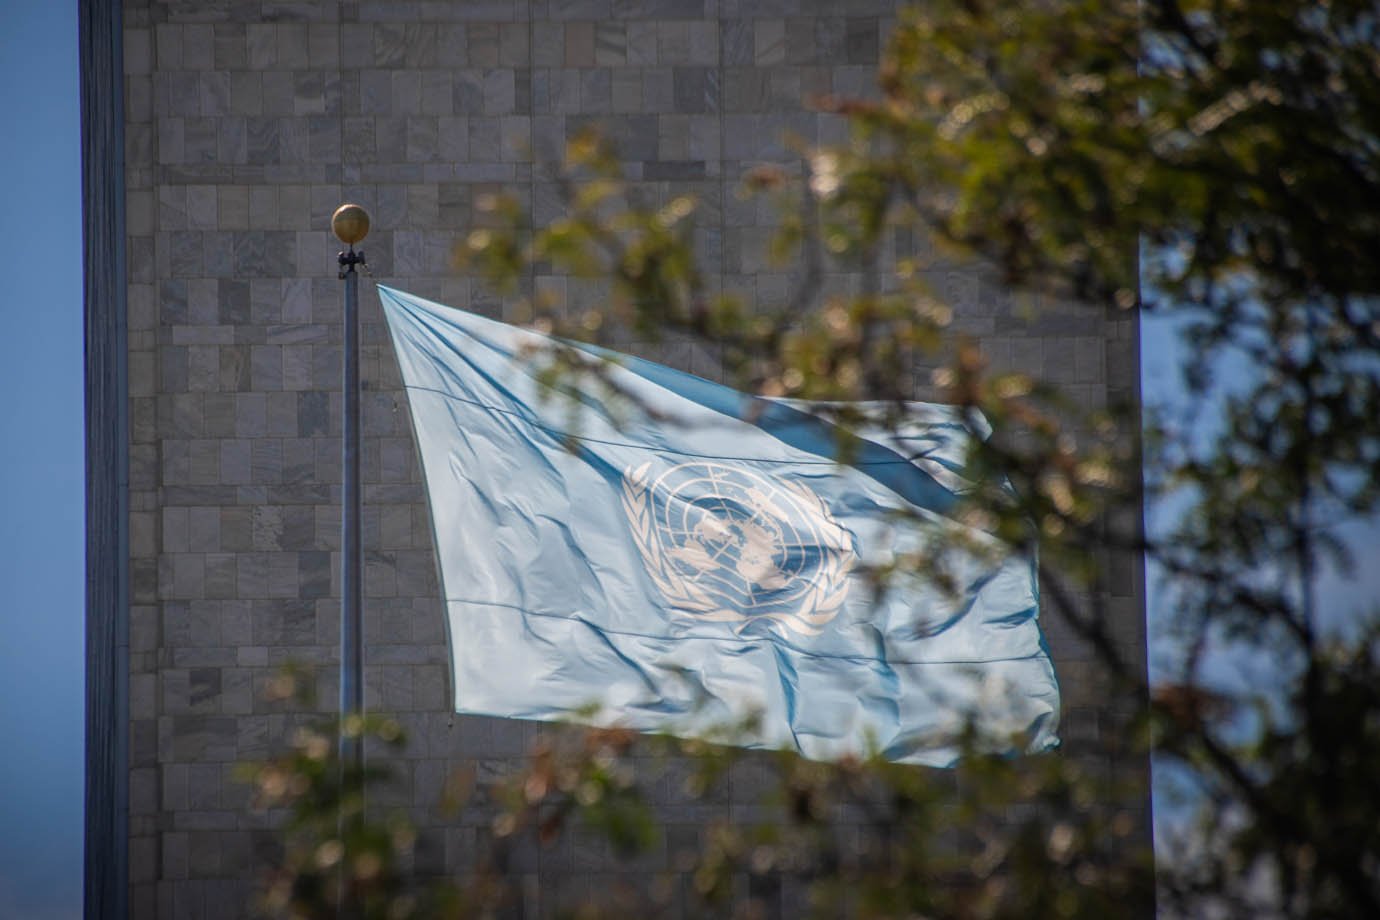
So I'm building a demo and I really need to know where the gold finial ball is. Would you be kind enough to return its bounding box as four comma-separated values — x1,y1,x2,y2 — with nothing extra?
331,203,371,246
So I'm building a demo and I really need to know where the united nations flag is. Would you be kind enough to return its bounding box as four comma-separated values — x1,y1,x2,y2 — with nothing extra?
380,286,1059,767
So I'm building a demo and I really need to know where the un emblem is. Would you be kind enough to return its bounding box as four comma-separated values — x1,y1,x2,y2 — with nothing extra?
621,461,856,637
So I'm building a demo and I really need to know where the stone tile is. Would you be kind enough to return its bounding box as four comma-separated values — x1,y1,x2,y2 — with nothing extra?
212,24,245,70
293,72,328,116
462,23,497,68
307,24,339,69
218,117,248,164
282,438,315,483
245,116,279,165
564,22,594,67
626,21,656,66
420,69,452,115
407,116,439,161
154,24,183,72
846,16,879,64
579,69,611,113
610,68,642,112
359,69,391,115
128,75,154,125
187,346,220,392
500,22,530,66
432,22,469,66
531,21,564,67
374,23,422,68
299,551,331,598
640,67,673,111
245,24,276,70
183,118,219,163
755,19,786,65
481,69,515,114
534,69,580,114
125,27,153,75
229,71,261,116
672,66,717,114
453,69,484,114
551,0,612,17
593,22,625,65
296,391,330,437
220,440,252,484
200,72,230,117
186,186,218,230
168,716,239,761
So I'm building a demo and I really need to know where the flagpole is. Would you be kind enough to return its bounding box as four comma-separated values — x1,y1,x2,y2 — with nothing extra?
331,204,369,893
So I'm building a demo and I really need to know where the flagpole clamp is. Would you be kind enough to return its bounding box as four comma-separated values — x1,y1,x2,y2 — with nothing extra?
338,247,367,280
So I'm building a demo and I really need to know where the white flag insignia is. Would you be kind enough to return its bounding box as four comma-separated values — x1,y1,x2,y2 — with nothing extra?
622,461,856,637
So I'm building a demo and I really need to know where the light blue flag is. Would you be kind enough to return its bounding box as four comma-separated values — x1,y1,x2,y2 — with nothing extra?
379,285,1059,767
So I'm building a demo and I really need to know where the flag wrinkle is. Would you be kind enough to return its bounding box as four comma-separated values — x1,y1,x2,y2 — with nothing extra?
381,286,1060,766
407,381,972,471
443,598,1050,668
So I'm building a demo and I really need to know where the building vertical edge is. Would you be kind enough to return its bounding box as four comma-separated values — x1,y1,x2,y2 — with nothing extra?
81,0,129,917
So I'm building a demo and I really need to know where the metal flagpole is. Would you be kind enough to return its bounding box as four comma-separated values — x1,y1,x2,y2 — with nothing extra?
331,204,369,906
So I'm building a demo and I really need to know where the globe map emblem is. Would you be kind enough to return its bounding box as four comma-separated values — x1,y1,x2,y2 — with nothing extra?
621,461,856,637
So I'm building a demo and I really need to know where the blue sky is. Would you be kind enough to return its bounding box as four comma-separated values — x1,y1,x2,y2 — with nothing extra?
0,3,84,919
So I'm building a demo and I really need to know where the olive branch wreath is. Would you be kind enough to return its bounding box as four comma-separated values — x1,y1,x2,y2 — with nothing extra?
620,462,855,638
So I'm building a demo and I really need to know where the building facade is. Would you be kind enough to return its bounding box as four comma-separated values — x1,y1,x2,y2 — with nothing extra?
83,1,1147,917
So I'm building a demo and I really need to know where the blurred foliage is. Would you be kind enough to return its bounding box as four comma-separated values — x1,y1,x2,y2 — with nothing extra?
237,669,427,920
246,670,1151,918
255,1,1380,916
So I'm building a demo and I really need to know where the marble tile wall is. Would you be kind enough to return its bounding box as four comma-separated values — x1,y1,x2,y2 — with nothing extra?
122,1,1145,915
